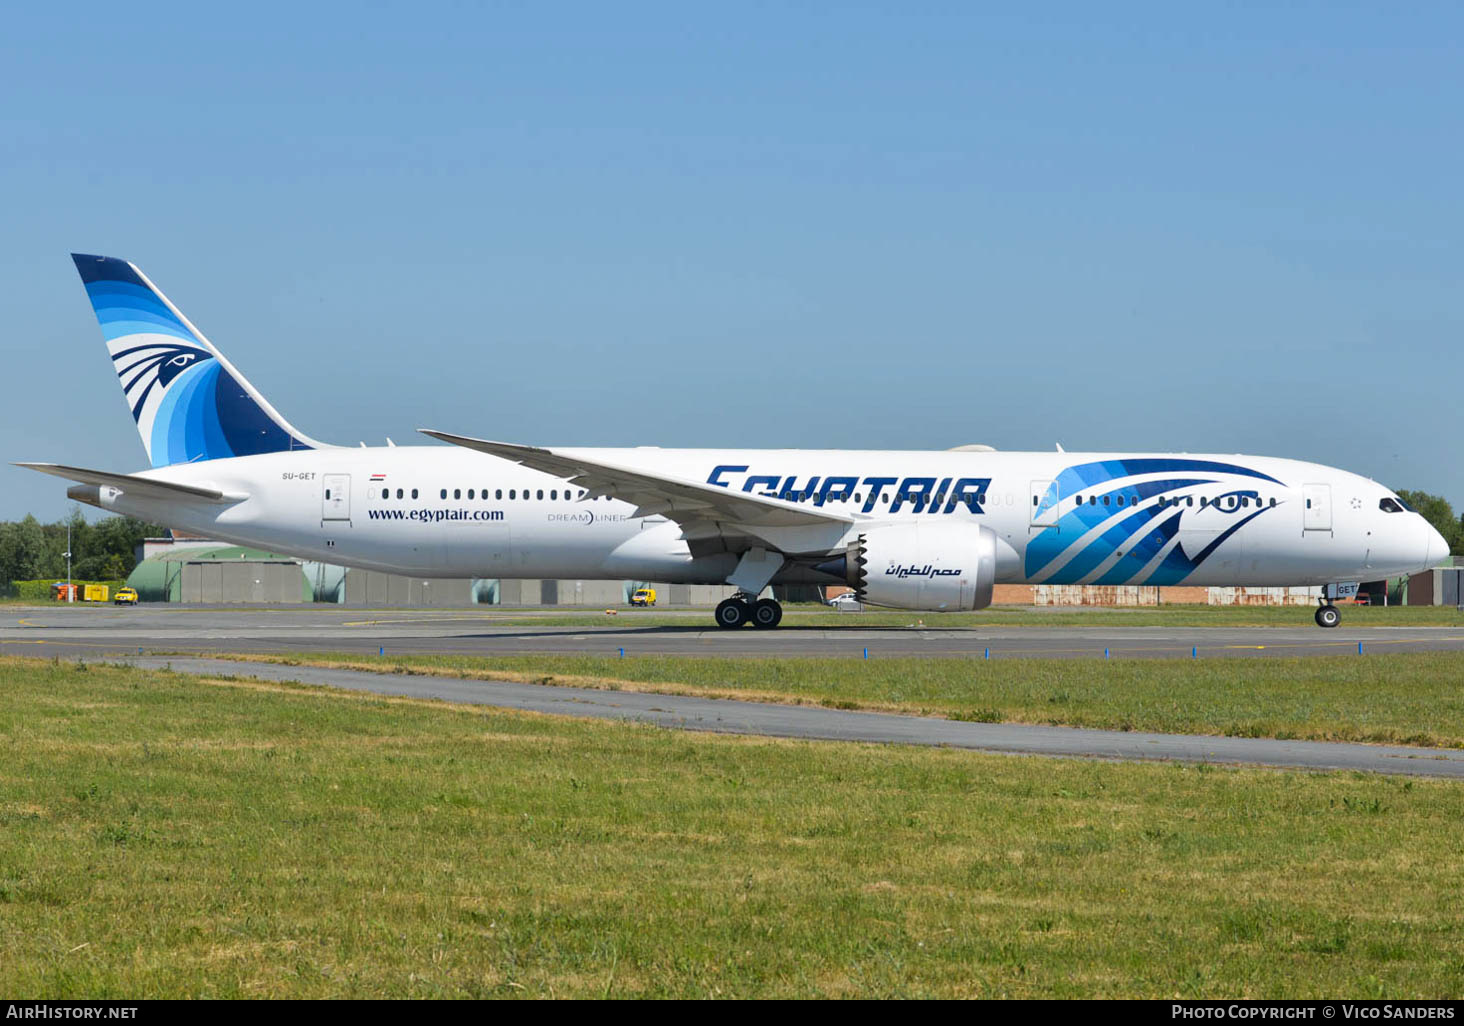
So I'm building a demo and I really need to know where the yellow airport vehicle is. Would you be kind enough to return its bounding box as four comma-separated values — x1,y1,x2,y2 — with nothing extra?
629,587,657,607
82,584,109,603
113,586,138,605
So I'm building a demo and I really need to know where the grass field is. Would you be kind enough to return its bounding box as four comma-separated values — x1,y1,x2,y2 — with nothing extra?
3,655,1464,998
226,649,1464,749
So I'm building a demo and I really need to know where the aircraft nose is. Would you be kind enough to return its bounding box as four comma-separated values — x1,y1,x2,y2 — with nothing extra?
1423,520,1450,569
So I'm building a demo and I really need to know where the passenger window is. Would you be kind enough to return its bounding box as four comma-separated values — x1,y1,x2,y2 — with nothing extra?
510,489,516,499
1269,497,1276,507
551,490,558,500
454,489,461,499
496,489,503,500
1186,497,1193,507
325,489,331,499
537,489,544,500
468,489,475,500
440,489,447,500
1117,496,1125,507
411,489,418,499
396,488,403,499
1103,496,1110,506
381,488,388,499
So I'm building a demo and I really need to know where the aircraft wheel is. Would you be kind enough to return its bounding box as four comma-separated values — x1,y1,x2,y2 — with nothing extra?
1315,604,1341,629
751,599,783,629
715,598,750,629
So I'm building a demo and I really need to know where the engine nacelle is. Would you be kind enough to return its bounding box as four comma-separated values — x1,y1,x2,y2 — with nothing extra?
824,522,997,611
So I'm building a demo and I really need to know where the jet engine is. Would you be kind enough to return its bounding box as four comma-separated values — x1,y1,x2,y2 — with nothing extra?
818,522,997,611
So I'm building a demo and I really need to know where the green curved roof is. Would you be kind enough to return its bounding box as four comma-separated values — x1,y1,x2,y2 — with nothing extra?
127,547,309,602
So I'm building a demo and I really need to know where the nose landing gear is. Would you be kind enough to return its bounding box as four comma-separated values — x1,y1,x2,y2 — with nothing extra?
1314,582,1357,628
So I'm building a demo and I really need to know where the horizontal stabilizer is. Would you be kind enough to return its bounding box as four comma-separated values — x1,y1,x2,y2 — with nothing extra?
13,462,247,505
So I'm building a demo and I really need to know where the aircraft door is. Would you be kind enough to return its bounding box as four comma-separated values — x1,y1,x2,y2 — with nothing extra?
1030,480,1059,528
323,474,351,522
1302,483,1332,532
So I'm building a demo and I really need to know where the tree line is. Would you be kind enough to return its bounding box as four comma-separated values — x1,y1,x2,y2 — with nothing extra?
0,512,164,589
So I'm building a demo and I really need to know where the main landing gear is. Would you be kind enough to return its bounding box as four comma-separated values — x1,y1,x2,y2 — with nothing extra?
1315,603,1341,629
714,594,783,629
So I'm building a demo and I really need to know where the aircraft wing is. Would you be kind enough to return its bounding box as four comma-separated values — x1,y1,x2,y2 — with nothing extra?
419,430,854,530
14,463,247,505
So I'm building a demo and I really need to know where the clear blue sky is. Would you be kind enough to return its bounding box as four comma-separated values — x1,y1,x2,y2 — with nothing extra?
4,2,1461,521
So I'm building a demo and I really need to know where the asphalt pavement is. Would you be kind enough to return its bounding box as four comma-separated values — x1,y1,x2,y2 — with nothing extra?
111,654,1464,780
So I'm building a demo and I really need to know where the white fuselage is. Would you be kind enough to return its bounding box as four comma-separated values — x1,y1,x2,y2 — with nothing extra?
87,446,1445,589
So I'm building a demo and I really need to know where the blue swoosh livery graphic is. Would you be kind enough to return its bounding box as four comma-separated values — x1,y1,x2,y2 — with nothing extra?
1026,459,1286,585
72,254,313,467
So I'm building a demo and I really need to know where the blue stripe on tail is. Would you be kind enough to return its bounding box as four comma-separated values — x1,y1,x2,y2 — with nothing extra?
71,253,315,467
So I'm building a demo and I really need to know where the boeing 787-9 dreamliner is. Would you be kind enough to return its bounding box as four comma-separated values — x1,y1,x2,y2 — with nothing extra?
19,254,1450,630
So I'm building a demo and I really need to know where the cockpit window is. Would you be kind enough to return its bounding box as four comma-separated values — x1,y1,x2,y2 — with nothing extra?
1379,497,1406,513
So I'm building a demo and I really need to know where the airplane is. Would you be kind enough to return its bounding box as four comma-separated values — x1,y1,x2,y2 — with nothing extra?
17,253,1451,630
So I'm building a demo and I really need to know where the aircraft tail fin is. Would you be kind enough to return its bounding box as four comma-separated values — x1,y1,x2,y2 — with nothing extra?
70,253,326,467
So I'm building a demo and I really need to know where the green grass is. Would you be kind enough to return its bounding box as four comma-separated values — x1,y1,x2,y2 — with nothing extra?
3,654,1464,998
230,649,1464,750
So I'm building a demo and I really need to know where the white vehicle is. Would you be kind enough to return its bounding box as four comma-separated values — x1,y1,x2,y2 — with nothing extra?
827,592,863,611
21,254,1449,631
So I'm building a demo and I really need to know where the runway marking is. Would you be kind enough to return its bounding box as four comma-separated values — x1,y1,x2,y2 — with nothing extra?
343,615,511,627
1,639,132,649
